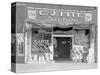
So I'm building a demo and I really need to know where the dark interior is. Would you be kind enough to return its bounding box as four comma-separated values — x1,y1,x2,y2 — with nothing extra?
53,27,73,32
54,37,72,62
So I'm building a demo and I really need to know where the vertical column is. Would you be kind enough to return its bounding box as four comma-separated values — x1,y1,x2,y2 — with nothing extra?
49,27,54,63
70,29,74,60
25,30,28,63
87,25,95,63
51,27,54,62
25,23,32,63
28,28,32,63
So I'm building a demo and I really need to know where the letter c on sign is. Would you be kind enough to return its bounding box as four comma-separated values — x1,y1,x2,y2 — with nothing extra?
39,10,48,16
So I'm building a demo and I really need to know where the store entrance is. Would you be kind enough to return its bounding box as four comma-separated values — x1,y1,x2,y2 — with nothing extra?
53,35,72,62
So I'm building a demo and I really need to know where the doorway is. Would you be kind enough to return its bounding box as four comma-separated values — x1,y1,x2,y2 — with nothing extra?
53,35,72,62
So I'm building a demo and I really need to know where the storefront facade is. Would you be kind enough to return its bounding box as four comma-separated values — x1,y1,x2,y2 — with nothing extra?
24,6,97,64
11,2,97,72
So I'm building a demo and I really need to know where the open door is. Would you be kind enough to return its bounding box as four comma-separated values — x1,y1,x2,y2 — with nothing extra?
53,35,72,62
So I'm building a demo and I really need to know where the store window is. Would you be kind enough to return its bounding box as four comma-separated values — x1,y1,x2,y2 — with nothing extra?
30,28,53,63
72,29,90,63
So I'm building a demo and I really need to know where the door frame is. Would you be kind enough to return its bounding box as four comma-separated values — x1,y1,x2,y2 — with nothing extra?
52,34,73,60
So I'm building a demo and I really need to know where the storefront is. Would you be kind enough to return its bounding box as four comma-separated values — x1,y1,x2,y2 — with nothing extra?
11,2,97,65
11,2,98,73
23,7,97,64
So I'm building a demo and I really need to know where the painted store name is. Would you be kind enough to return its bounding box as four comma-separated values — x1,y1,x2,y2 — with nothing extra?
39,10,85,18
27,8,93,23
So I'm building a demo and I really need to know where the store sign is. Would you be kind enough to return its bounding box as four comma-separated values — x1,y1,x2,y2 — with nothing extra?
32,40,50,54
26,8,92,26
